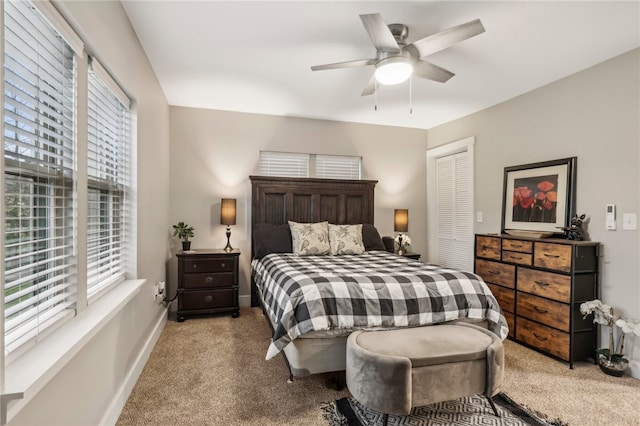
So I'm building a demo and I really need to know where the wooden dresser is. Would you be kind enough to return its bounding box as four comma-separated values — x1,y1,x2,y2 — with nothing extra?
176,249,240,322
474,234,599,367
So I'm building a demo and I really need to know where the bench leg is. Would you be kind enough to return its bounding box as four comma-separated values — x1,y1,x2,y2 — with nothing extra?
382,413,388,426
486,396,500,417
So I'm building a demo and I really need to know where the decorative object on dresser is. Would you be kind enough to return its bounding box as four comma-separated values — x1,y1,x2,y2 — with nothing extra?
474,233,599,368
393,208,409,254
501,157,577,237
580,299,640,377
220,198,237,252
172,221,195,251
560,213,588,241
176,249,240,321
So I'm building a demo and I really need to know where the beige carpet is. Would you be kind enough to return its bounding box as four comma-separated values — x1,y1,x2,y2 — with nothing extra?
117,308,640,426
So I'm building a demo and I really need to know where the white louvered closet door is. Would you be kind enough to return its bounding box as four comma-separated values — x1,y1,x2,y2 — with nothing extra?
436,151,473,271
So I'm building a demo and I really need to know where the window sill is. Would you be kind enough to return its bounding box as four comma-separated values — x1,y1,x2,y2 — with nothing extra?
1,279,146,424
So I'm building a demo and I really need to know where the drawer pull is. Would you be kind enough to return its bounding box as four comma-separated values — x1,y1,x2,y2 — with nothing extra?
192,264,198,269
534,280,549,287
221,263,225,268
534,306,548,314
543,253,560,258
510,256,523,260
488,270,501,275
533,332,548,342
511,244,523,248
205,295,214,303
205,276,214,284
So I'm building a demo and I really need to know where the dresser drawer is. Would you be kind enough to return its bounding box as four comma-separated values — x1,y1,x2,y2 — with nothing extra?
502,251,532,266
183,257,234,273
487,283,515,314
476,236,501,260
516,317,569,361
504,312,515,338
183,272,235,289
180,288,235,310
517,267,570,303
517,291,569,332
475,259,515,288
502,239,532,253
534,242,571,272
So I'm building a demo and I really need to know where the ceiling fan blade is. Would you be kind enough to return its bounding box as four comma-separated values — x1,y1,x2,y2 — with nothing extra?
413,60,455,83
361,74,377,96
311,58,376,71
407,19,485,58
360,13,401,53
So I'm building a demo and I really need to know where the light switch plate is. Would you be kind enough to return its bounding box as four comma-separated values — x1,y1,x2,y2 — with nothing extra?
622,213,637,230
476,211,483,223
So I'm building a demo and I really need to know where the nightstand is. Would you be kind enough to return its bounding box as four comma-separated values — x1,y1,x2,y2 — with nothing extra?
176,249,240,322
397,251,421,260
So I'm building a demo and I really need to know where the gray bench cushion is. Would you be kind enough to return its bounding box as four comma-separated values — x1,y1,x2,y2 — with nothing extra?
352,324,493,368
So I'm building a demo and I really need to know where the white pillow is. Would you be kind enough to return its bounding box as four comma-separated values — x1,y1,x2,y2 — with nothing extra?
288,221,330,255
328,224,365,255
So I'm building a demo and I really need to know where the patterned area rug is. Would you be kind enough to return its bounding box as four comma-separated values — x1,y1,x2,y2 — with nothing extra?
322,393,566,426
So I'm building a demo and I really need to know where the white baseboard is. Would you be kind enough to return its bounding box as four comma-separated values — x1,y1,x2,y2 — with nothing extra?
100,307,168,425
239,294,251,307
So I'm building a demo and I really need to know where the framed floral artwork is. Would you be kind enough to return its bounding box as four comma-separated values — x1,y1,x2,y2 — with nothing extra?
501,157,577,235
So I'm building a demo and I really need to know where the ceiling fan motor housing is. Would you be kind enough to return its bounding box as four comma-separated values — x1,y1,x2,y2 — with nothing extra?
387,23,409,45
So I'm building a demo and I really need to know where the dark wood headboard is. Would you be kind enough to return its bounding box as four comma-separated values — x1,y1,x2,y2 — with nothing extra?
250,175,377,227
249,175,378,306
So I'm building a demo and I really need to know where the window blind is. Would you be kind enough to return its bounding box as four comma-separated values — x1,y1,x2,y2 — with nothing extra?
3,0,77,355
315,154,361,180
258,151,309,177
86,58,130,298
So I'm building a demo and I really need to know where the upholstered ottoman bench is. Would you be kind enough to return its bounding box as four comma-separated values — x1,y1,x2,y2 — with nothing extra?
346,322,504,425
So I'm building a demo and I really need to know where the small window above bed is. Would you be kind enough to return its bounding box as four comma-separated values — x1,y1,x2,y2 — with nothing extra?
258,151,362,179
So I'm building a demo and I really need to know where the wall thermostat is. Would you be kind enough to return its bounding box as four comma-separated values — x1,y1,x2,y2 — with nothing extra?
606,204,616,230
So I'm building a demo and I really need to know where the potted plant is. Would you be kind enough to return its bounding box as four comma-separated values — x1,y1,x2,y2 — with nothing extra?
173,221,195,251
580,299,640,376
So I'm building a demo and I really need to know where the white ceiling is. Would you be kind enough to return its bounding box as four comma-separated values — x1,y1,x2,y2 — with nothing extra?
121,1,640,130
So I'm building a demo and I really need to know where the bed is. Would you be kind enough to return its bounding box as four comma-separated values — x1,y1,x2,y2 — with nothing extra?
249,175,508,378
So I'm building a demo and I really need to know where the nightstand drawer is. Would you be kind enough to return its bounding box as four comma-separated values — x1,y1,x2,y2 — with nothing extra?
183,272,234,289
183,257,234,273
475,259,515,288
517,267,570,303
476,236,501,260
534,242,571,272
517,291,569,332
516,317,569,361
181,288,235,310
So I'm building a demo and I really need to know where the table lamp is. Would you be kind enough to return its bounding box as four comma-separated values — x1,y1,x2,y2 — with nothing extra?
221,198,236,252
394,209,408,254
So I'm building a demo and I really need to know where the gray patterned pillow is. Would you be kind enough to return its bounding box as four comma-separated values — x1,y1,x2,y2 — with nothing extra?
288,221,330,256
328,224,365,255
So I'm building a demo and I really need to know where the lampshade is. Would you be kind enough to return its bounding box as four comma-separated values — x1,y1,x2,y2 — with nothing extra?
394,209,408,232
375,57,413,85
220,199,237,225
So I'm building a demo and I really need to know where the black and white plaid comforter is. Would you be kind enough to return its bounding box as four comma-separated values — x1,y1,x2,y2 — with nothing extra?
251,251,509,359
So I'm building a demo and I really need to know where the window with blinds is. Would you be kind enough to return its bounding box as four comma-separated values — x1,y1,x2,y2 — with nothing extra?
258,151,362,179
3,0,77,354
315,154,361,180
87,59,131,298
258,151,309,177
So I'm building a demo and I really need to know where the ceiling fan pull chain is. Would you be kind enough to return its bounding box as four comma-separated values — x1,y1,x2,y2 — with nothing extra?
409,76,413,114
374,79,378,111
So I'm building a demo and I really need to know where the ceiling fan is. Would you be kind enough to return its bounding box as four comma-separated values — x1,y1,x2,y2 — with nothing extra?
311,13,485,96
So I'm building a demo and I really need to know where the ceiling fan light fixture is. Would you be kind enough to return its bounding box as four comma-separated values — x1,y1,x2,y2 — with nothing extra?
375,57,413,85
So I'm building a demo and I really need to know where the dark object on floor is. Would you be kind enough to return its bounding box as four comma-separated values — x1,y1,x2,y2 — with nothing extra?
322,393,567,426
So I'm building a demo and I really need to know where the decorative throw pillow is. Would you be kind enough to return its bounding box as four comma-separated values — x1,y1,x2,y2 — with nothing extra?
329,224,365,255
288,221,330,256
252,223,292,259
362,224,385,251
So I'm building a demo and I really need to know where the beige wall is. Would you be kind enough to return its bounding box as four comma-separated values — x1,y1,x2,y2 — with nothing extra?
428,48,640,377
7,1,171,424
168,107,429,304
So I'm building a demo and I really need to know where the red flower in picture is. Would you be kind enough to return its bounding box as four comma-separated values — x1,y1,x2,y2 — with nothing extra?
537,181,555,192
